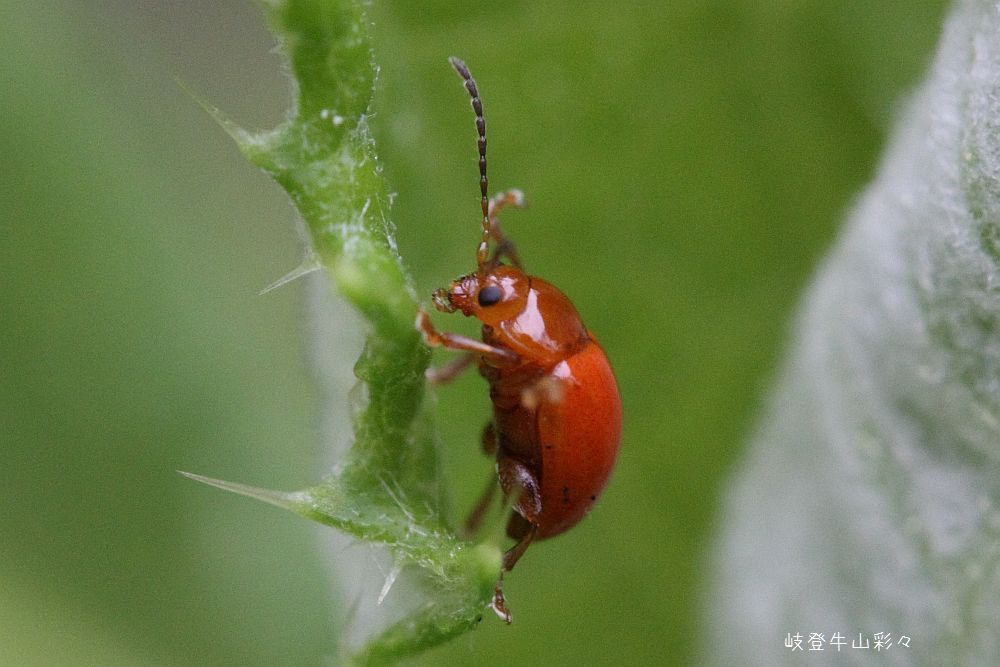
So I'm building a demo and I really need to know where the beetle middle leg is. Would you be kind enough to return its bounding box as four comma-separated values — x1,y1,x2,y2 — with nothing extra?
425,352,475,385
519,375,566,410
461,424,500,537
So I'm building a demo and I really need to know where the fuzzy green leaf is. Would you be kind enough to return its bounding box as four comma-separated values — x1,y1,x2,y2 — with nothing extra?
182,0,497,662
708,1,1000,664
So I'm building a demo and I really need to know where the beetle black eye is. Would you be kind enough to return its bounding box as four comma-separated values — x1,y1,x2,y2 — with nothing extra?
477,285,503,307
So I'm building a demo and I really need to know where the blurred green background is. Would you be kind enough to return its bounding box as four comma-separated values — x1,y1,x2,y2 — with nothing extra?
1,1,949,665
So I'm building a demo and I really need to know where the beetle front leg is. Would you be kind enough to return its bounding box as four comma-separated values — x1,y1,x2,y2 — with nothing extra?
486,189,526,269
488,188,525,221
416,308,519,366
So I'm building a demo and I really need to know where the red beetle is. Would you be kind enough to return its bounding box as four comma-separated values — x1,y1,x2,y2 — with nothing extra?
417,58,622,622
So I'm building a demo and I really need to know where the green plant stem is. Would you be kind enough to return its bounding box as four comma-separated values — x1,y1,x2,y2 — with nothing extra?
183,0,499,663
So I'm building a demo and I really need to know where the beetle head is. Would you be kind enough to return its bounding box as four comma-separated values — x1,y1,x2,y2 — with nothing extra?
432,264,529,326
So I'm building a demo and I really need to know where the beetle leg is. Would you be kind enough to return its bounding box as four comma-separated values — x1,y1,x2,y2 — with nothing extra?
491,518,538,624
496,456,542,568
460,424,500,536
489,239,523,271
425,352,475,385
486,189,525,269
480,422,497,455
492,513,538,625
491,575,513,623
502,513,539,571
416,308,519,366
519,375,567,410
461,474,498,538
491,515,538,625
488,456,542,623
488,188,525,220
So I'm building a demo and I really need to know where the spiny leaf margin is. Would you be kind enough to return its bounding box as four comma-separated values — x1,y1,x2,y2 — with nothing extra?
184,0,498,663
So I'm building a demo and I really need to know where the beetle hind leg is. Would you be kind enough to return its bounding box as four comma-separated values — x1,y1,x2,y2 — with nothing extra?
491,514,539,624
502,512,538,571
496,455,542,570
489,455,542,623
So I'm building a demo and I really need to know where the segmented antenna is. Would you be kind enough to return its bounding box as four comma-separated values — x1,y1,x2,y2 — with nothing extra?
449,57,491,267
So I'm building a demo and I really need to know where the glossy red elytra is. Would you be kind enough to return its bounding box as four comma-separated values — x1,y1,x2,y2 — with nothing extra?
416,57,622,623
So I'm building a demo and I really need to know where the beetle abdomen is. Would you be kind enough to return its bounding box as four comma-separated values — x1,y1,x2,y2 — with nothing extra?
534,341,622,538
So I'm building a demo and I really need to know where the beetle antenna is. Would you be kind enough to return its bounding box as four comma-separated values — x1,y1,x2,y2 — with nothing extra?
449,56,491,267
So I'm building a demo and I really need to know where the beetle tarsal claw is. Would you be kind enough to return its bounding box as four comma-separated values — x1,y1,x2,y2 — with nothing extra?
491,583,513,624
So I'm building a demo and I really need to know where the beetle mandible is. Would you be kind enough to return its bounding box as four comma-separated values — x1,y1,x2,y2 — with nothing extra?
416,57,622,623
